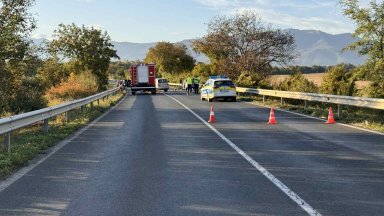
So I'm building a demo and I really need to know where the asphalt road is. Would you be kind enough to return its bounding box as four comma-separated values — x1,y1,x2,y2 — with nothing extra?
0,91,383,216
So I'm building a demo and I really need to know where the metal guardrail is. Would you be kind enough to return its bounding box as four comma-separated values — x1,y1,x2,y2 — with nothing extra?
169,83,384,110
236,87,384,110
0,88,120,152
169,83,183,88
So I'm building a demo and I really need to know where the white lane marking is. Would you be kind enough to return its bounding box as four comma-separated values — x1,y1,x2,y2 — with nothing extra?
0,95,128,192
165,94,322,216
241,101,384,136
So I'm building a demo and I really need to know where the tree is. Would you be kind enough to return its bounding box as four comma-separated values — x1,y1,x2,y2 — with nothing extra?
193,10,296,82
107,61,131,80
191,62,213,80
37,57,70,88
144,42,195,77
49,23,119,90
340,0,384,80
0,0,39,115
340,0,384,97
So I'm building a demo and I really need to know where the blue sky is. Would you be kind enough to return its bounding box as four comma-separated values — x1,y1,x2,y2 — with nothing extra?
31,0,370,43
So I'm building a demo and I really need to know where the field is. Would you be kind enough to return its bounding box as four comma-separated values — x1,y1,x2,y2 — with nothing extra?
268,73,370,89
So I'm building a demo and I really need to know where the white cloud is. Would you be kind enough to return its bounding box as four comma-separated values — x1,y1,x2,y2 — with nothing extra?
31,33,47,39
88,24,104,31
194,0,357,34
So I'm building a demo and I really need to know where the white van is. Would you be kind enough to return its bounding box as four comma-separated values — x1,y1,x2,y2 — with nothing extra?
155,78,169,92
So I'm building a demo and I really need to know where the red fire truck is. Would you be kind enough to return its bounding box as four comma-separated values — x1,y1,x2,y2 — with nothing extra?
130,63,156,95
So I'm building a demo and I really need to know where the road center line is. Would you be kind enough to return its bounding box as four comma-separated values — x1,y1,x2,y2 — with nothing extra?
165,94,322,216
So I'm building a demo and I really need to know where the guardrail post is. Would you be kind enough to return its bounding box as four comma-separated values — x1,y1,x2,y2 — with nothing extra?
97,99,100,106
81,105,84,113
43,119,49,133
65,112,69,124
3,132,11,152
338,104,342,118
304,100,308,108
281,97,284,106
90,102,94,109
263,95,265,103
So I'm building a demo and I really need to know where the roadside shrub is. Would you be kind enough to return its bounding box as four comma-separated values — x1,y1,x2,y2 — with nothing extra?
235,71,272,89
11,76,47,113
275,72,318,93
45,71,98,105
357,81,384,98
320,64,356,96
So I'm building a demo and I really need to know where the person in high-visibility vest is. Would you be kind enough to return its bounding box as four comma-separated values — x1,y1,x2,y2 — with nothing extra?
193,76,200,94
186,76,193,95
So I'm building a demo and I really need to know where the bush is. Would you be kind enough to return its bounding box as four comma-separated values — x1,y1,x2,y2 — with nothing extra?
45,71,99,105
320,64,356,96
357,81,384,98
235,71,272,89
275,72,318,93
11,76,47,113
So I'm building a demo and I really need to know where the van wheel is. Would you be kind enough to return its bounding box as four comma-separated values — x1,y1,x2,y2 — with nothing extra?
201,96,205,101
132,91,136,95
208,98,213,102
164,89,168,92
151,91,157,95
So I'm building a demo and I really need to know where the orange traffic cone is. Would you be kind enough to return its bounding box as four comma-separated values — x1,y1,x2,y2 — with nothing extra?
268,108,277,124
326,107,336,124
208,106,216,123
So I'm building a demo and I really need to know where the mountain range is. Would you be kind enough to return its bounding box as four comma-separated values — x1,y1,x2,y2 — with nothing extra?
111,29,366,66
33,29,367,66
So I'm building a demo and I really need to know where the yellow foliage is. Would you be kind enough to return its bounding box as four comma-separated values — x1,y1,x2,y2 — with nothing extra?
45,71,99,106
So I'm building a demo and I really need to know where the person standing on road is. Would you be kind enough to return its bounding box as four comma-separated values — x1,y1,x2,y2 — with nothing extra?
193,76,200,94
186,76,193,95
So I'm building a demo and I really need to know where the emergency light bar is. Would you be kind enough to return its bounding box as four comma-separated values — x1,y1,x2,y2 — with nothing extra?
209,75,228,79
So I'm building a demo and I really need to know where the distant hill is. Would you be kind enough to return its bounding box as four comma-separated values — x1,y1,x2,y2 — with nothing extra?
34,29,367,66
287,29,366,66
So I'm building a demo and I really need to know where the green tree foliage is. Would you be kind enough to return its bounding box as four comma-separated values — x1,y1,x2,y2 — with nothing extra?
340,0,384,97
320,64,356,96
191,63,213,81
193,10,296,82
235,71,272,88
355,59,384,97
37,57,70,88
276,72,318,93
144,42,195,77
48,23,119,90
12,76,47,113
107,61,131,80
0,0,47,115
340,0,384,62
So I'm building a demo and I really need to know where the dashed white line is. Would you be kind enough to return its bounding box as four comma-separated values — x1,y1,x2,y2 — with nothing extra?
166,94,322,216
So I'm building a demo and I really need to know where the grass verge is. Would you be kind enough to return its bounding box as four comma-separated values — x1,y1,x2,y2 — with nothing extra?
238,94,384,133
0,92,124,179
